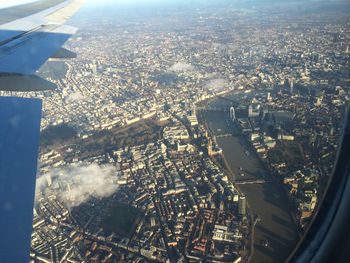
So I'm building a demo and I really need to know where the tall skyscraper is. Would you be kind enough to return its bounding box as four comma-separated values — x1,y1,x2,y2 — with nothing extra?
230,106,236,121
46,174,52,187
289,78,294,94
91,64,97,74
239,196,246,216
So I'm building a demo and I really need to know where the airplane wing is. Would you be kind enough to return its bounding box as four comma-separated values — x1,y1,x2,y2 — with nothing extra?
0,97,42,263
0,0,83,91
0,1,83,262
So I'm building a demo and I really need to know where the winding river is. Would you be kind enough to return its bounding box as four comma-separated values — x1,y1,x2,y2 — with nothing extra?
204,110,300,263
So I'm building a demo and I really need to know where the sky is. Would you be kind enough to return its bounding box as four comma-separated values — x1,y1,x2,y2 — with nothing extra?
0,0,39,9
0,0,347,11
0,0,156,10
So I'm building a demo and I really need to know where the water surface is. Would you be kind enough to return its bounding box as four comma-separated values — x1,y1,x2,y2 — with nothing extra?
205,110,299,263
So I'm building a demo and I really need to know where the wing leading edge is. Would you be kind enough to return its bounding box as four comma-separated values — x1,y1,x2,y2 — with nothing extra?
0,0,83,91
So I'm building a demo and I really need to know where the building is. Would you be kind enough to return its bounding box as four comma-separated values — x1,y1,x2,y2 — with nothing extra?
187,115,198,126
267,92,272,101
289,78,294,94
230,106,236,121
91,64,97,74
248,103,260,118
238,196,246,216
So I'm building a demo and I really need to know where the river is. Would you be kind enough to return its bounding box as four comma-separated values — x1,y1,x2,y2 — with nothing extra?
204,110,300,263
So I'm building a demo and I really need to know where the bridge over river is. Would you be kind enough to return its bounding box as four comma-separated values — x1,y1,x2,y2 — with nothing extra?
235,179,272,185
215,133,232,138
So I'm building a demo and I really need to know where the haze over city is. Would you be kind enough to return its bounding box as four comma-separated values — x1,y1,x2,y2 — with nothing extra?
1,0,348,262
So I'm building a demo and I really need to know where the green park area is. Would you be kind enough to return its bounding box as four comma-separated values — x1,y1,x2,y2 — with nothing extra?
40,123,77,147
39,118,168,159
269,141,304,170
101,203,141,237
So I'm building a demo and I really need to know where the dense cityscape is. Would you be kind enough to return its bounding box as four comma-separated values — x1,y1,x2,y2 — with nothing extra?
1,1,348,262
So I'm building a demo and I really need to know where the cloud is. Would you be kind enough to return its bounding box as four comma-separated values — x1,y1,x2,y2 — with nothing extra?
206,78,228,92
67,92,84,102
36,163,120,208
168,62,194,73
212,42,223,49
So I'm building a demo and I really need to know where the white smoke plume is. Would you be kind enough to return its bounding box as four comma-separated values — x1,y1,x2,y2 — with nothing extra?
36,163,119,208
206,78,228,92
169,62,194,73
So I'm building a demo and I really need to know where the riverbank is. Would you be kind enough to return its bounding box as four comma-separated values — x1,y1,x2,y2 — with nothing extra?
204,110,300,263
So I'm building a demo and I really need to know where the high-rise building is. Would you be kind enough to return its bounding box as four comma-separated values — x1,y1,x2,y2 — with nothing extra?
208,139,213,156
230,106,236,121
91,64,97,74
238,196,246,216
46,174,52,186
289,78,294,94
